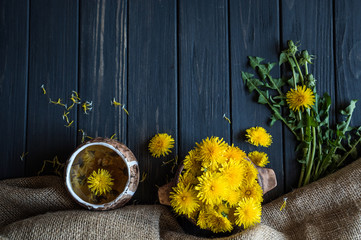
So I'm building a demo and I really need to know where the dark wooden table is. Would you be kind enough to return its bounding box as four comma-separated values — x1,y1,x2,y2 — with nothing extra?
1,0,361,205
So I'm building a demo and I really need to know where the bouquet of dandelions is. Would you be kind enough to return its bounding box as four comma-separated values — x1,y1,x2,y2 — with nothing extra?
149,133,272,234
242,40,361,187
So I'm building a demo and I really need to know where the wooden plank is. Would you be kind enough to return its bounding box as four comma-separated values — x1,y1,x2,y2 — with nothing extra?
26,0,78,176
178,0,230,155
0,0,29,179
281,0,335,191
335,0,361,128
128,0,177,204
229,0,283,201
78,0,127,143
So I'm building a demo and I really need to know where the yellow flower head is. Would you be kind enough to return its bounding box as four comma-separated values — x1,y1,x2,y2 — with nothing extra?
239,180,263,203
248,151,269,167
196,137,228,167
286,85,315,112
224,189,241,207
197,210,209,229
219,161,244,190
235,198,262,229
179,170,199,186
87,169,114,196
242,160,258,184
195,172,228,206
148,133,175,158
224,144,247,162
183,149,202,175
170,183,200,218
208,211,233,233
213,203,230,216
246,127,273,147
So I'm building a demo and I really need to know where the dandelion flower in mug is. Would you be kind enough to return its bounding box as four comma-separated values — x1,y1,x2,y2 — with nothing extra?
208,211,233,233
195,172,228,206
170,183,199,218
87,169,114,196
286,85,315,112
148,133,175,158
235,198,262,229
248,151,269,167
245,126,272,147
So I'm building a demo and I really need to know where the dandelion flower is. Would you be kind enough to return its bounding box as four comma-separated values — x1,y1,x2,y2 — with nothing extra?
219,161,244,190
235,198,262,229
286,85,315,112
196,136,228,168
87,169,114,196
245,127,273,147
195,172,228,205
208,211,233,233
148,133,175,158
224,189,241,207
179,171,199,187
242,160,258,184
213,203,230,216
170,183,199,218
197,210,209,229
183,149,202,175
248,151,269,167
224,144,247,162
239,180,263,203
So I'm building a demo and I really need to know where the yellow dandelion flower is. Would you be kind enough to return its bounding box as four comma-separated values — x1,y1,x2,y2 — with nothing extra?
239,180,263,203
246,127,273,147
170,183,200,218
286,85,315,112
208,211,233,233
179,170,199,186
224,189,241,207
235,198,262,229
87,169,114,196
213,203,230,216
196,136,228,167
219,161,244,190
195,172,228,206
242,160,258,184
183,149,202,175
224,144,247,162
248,151,269,167
197,210,209,229
148,133,175,158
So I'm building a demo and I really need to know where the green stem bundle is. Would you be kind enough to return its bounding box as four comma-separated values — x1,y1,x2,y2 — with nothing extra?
242,40,361,187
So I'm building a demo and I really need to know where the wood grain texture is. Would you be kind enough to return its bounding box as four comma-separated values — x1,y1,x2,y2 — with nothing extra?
128,0,177,204
26,0,78,176
0,0,28,179
335,0,361,127
78,0,127,143
178,0,230,155
281,0,335,191
229,0,284,201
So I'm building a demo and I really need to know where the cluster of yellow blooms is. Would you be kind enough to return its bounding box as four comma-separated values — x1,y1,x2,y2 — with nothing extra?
169,137,265,233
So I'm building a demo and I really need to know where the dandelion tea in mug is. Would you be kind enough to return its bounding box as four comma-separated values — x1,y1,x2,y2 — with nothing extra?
69,145,128,204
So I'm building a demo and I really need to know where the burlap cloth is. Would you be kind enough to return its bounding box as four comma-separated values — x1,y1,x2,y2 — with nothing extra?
1,159,360,240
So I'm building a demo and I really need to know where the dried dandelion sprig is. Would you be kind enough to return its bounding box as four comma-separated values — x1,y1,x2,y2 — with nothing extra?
242,40,361,187
81,101,93,114
38,156,64,176
40,84,47,95
223,113,231,124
